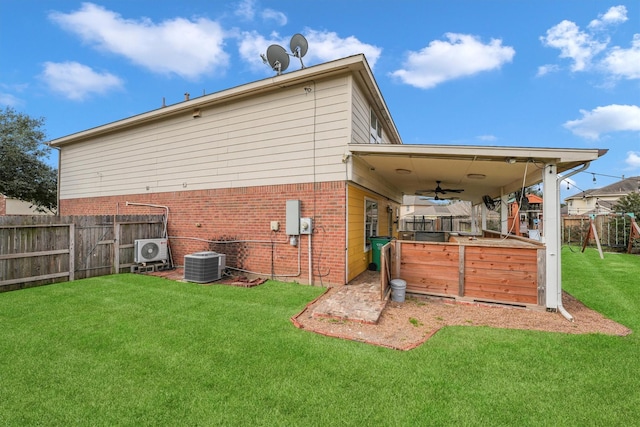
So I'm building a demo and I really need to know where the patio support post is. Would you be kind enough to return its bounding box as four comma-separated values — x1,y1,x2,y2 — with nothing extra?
542,162,560,310
470,204,478,234
500,189,509,235
481,203,487,232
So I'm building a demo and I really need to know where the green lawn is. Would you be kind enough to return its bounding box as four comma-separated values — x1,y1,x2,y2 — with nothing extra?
1,249,639,426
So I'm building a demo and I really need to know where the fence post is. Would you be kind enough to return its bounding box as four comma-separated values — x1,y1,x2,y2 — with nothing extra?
68,223,75,281
114,222,121,274
458,245,465,297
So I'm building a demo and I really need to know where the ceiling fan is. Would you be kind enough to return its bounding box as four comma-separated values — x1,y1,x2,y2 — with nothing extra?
418,194,459,201
416,181,464,196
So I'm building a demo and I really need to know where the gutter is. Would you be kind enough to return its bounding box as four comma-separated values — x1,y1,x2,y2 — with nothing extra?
556,161,591,321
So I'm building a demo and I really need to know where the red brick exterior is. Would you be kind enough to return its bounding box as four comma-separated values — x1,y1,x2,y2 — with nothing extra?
0,196,5,216
60,181,347,285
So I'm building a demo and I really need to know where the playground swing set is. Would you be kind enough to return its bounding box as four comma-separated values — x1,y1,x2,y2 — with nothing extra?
582,213,640,258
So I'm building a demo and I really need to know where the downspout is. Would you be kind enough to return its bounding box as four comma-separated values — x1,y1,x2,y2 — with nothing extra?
556,161,591,321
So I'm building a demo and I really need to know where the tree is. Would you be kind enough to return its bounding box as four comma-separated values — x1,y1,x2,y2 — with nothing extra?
0,107,57,212
613,192,640,218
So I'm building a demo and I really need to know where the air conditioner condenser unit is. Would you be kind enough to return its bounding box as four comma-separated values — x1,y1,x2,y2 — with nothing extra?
184,252,226,283
134,238,169,263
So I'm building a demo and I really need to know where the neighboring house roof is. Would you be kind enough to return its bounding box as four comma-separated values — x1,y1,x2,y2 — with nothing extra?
565,176,640,201
410,201,471,218
578,199,616,216
402,195,437,207
508,193,543,205
526,194,543,204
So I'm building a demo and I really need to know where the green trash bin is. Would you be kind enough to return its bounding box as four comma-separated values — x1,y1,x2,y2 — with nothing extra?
369,236,392,271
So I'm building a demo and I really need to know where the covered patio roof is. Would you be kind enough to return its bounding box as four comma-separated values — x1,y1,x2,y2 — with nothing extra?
348,143,608,318
348,143,607,204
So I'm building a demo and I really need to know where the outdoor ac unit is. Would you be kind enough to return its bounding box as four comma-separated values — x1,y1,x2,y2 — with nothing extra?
134,238,169,263
184,251,226,283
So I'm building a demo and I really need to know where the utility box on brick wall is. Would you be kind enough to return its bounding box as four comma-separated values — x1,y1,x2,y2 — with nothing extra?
286,200,300,235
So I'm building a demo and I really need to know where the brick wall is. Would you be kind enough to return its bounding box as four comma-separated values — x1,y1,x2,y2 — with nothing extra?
60,182,347,285
0,196,5,216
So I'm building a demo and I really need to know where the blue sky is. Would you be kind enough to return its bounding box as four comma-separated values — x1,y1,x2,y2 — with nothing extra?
1,0,639,200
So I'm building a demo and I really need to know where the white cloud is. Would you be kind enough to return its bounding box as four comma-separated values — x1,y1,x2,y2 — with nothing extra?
0,93,22,106
304,30,382,69
238,29,382,72
235,0,255,20
540,20,606,72
390,33,515,89
49,3,229,80
477,134,497,142
602,34,640,80
0,83,27,106
536,64,560,77
41,61,123,101
588,5,628,29
540,6,638,81
626,151,640,169
563,104,640,140
262,9,287,26
237,31,279,72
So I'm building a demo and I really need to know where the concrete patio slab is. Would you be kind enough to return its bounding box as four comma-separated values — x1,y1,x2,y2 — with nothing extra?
310,271,387,324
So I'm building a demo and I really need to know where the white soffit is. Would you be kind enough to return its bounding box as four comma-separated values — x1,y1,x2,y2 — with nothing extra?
348,144,606,203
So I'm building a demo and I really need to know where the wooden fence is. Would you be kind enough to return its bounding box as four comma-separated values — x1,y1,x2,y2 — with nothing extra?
0,215,165,292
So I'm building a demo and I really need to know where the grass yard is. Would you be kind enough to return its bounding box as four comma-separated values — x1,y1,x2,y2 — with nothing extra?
1,248,639,425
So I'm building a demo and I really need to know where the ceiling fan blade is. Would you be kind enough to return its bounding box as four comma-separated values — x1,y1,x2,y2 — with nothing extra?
420,181,465,195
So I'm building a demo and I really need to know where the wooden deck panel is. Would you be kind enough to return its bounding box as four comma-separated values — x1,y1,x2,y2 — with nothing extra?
463,289,538,304
400,243,460,294
393,238,543,306
465,245,538,303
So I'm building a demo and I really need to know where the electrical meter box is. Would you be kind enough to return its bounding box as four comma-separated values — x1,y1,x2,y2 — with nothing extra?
300,218,313,235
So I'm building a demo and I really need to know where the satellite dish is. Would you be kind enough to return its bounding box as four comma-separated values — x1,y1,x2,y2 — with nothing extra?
266,44,290,75
290,33,308,68
261,34,309,74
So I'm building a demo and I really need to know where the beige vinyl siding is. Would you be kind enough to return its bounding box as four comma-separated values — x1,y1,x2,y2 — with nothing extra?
351,80,389,145
59,77,351,199
3,198,53,215
351,80,370,144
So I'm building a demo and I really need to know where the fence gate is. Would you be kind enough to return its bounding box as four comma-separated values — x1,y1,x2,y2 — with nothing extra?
0,215,164,291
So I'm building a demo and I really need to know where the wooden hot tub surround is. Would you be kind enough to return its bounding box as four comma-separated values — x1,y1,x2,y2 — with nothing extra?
385,231,546,308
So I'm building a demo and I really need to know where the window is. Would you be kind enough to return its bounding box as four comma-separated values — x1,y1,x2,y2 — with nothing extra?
370,109,382,144
365,199,378,250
